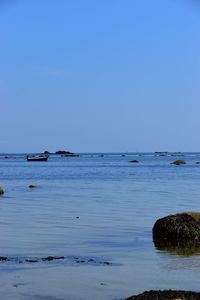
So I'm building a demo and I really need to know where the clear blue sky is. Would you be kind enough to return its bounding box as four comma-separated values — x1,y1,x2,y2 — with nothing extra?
1,0,199,153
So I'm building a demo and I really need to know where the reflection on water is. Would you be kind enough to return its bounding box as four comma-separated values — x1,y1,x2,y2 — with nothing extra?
157,252,200,271
153,239,200,257
154,239,200,271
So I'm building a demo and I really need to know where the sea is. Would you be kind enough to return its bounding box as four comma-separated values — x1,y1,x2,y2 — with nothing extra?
1,152,200,300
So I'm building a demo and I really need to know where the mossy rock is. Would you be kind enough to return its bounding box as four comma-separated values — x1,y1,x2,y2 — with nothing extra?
170,160,186,165
153,212,200,244
0,187,4,195
125,290,200,300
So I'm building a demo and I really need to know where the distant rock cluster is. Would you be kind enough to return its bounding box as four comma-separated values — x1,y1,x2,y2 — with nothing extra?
43,150,74,155
43,150,79,157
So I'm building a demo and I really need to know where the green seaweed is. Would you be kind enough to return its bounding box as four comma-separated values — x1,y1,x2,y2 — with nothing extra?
179,224,200,239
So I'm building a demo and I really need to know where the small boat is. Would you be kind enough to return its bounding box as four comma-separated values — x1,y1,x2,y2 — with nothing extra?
26,155,49,162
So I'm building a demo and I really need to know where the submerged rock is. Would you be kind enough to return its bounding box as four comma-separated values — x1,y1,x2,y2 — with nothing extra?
29,185,37,188
101,261,112,265
0,255,112,265
130,160,139,163
74,258,112,265
170,160,186,165
88,259,96,262
0,256,8,261
0,187,4,195
76,260,86,263
100,282,107,286
25,259,38,263
42,256,64,261
125,290,200,300
153,212,200,245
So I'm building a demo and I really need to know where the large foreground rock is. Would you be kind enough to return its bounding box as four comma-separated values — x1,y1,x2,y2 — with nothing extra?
153,212,200,244
125,290,200,300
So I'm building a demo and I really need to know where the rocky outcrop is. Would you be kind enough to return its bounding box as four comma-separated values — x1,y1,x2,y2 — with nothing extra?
43,150,74,155
170,160,186,165
125,290,200,300
0,187,4,195
55,150,74,155
153,212,200,245
155,152,169,154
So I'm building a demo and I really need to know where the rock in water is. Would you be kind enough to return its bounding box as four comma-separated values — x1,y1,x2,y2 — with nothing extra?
125,290,200,300
42,256,64,261
0,187,4,195
0,256,8,261
130,160,139,163
29,185,37,188
44,151,51,154
170,160,186,165
55,150,73,155
153,212,200,244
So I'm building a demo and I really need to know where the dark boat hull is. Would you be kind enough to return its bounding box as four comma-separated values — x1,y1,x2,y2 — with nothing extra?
27,156,48,162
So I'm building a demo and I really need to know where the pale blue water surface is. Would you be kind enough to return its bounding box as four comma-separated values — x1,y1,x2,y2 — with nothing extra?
1,153,200,300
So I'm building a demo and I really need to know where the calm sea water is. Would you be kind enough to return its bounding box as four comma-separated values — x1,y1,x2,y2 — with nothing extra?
1,153,200,300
